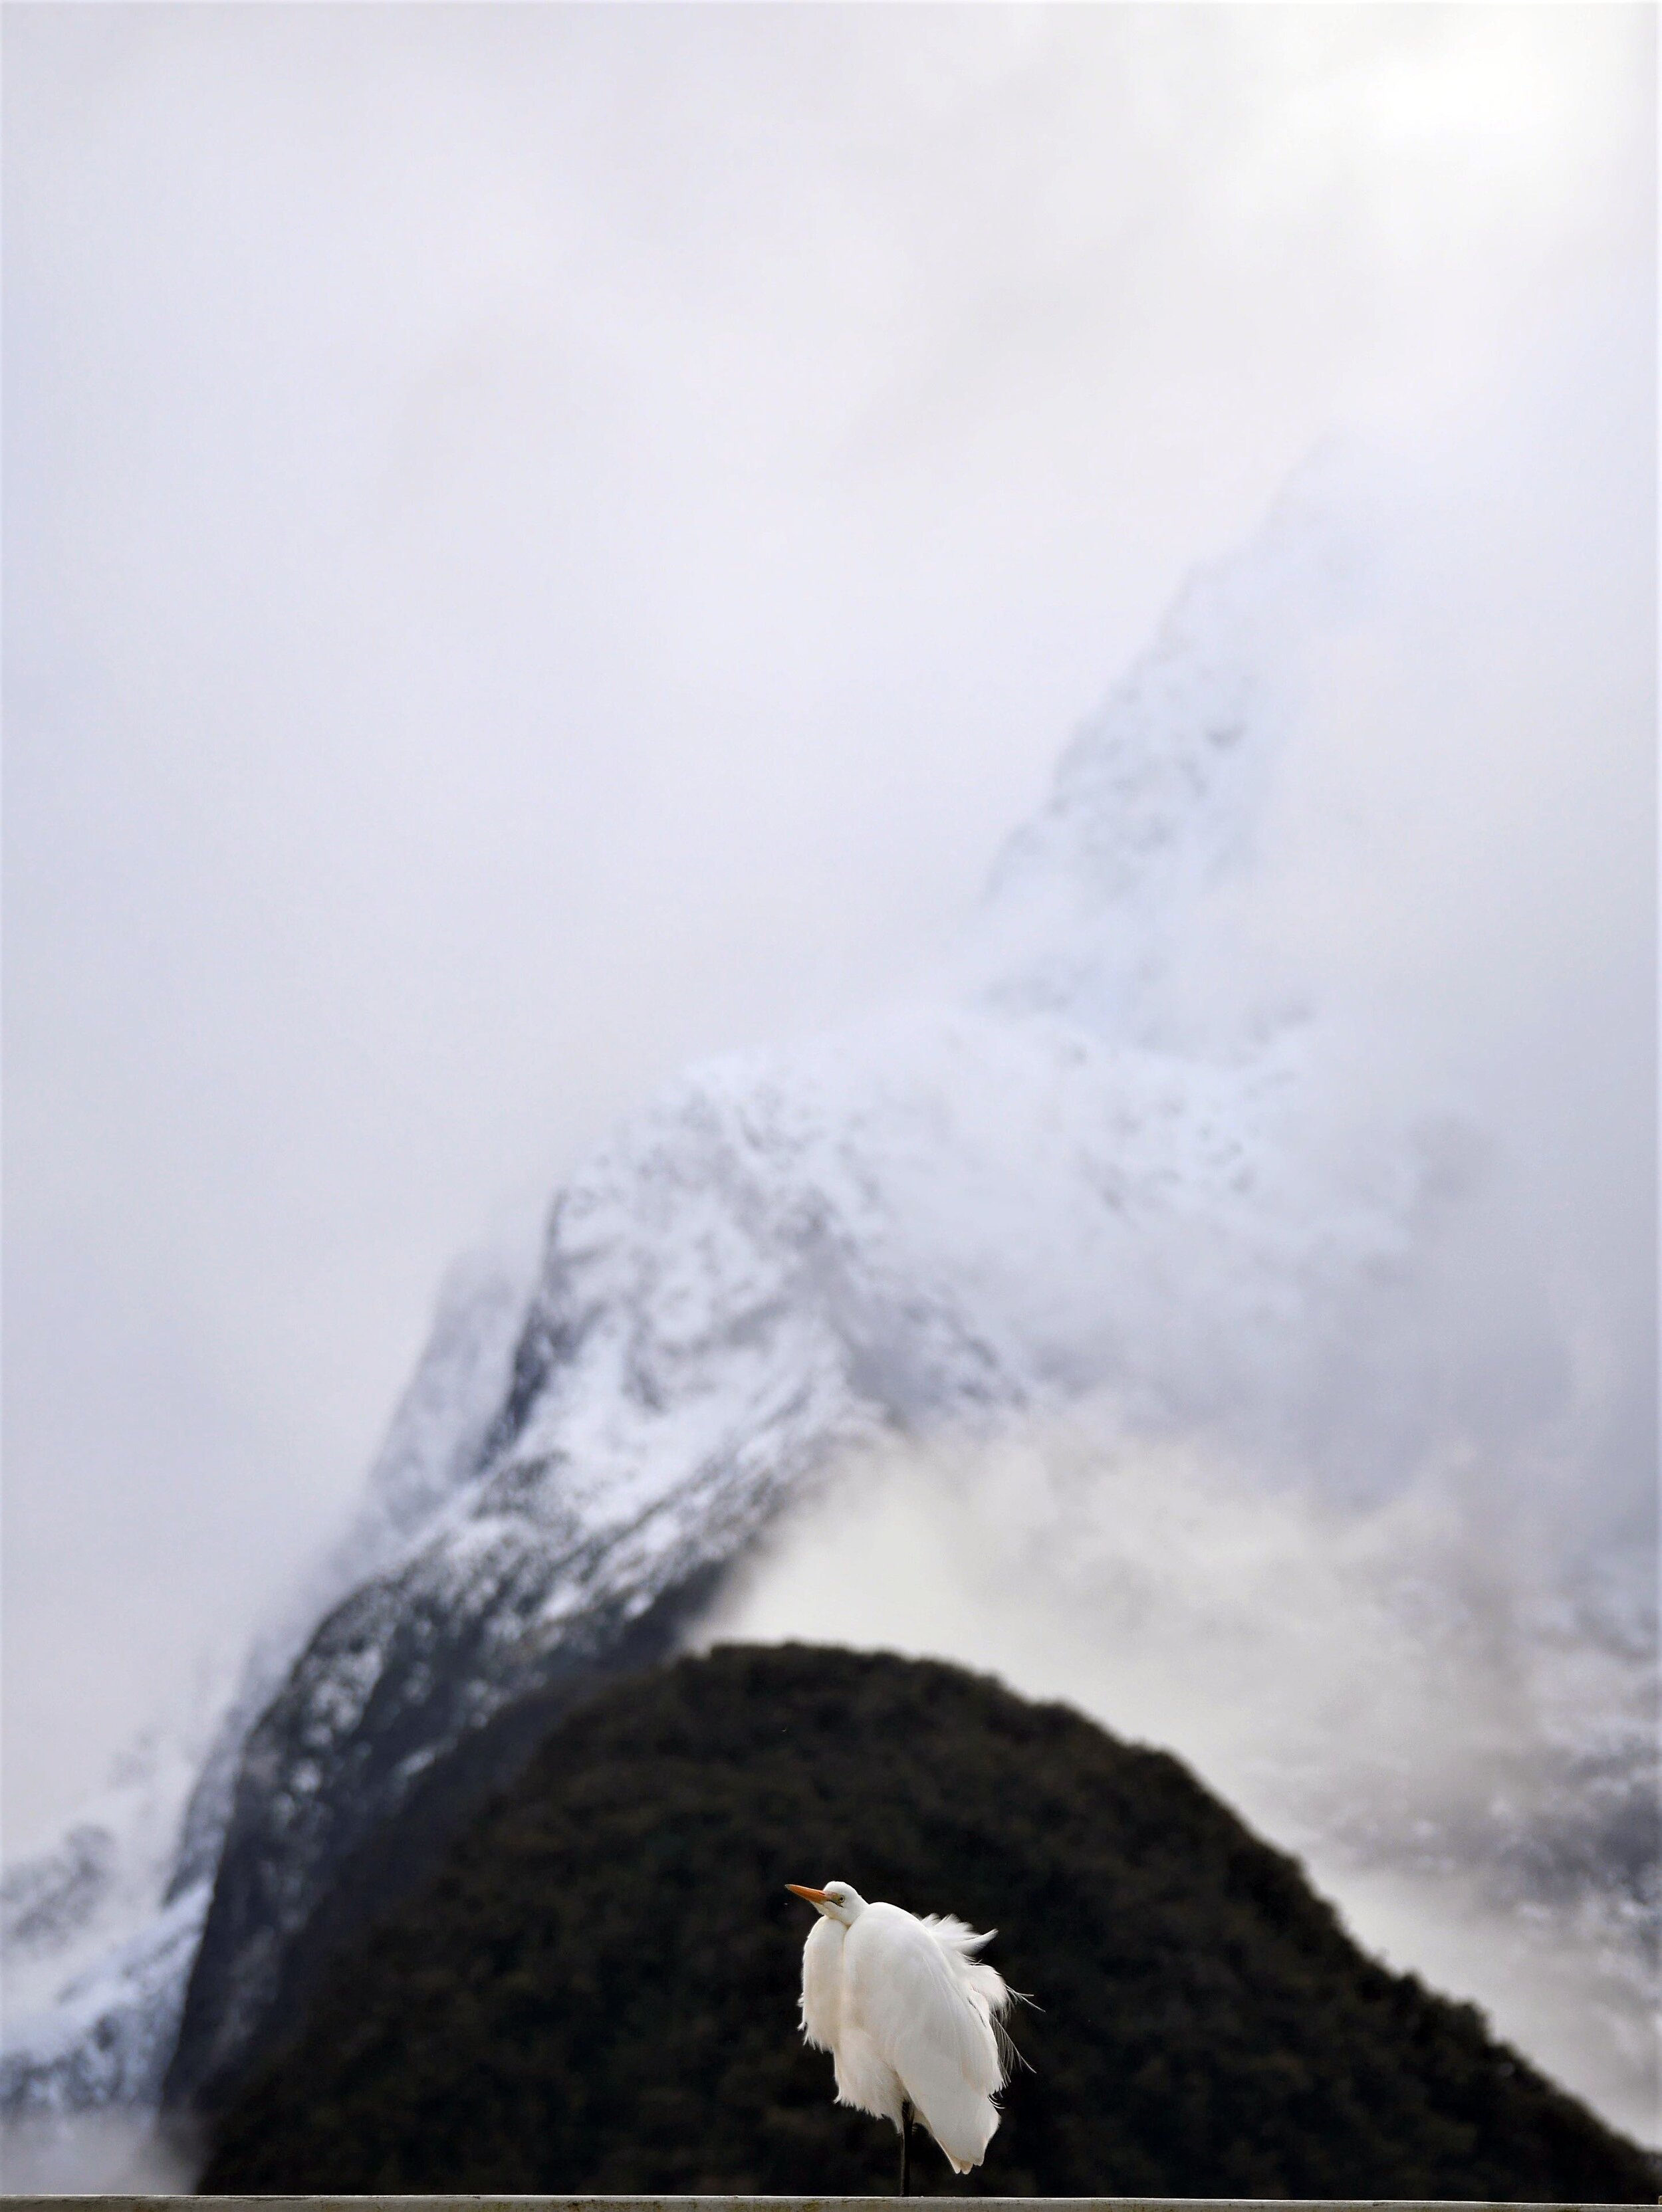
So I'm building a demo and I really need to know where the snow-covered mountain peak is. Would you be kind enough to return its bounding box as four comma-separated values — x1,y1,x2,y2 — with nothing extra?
982,469,1368,1019
6,439,1651,2154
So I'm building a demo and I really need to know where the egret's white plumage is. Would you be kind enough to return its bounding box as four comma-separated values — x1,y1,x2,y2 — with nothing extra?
787,1880,1018,2175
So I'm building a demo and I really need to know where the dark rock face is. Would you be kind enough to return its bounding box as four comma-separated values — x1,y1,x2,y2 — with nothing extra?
162,1562,719,2112
200,1644,1655,2201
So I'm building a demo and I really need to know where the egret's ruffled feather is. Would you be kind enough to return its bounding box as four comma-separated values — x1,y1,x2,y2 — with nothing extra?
793,1884,1020,2175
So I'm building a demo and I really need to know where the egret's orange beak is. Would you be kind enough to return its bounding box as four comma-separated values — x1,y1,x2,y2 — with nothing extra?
786,1883,830,1904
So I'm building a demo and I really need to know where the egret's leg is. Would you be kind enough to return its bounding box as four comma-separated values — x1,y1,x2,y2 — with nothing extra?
899,2103,912,2197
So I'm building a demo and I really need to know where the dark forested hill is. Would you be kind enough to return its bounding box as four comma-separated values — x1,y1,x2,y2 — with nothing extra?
200,1643,1653,2199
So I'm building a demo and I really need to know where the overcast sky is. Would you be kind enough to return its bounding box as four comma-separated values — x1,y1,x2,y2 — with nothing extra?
4,4,1653,1856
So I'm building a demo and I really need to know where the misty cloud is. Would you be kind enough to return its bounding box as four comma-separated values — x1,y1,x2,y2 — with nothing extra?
699,1414,1657,2136
4,0,1652,2046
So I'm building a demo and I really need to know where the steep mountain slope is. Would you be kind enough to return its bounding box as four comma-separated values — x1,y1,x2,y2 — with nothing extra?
201,1644,1655,2201
0,1245,533,2116
161,1006,1339,2108
154,485,1392,2114
4,454,1651,2143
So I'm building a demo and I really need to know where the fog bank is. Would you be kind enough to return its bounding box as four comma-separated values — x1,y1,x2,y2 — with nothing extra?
699,1418,1657,2139
7,3,1653,1854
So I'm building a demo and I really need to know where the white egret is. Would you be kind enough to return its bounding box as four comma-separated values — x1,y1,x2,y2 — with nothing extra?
786,1880,1021,2191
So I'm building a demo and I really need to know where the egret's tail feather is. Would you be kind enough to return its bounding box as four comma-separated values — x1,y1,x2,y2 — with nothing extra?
993,1997,1037,2076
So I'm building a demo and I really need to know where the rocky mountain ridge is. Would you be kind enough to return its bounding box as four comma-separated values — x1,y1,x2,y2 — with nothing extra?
3,455,1652,2145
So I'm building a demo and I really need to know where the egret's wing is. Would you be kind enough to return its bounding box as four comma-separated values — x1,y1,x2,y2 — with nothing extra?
828,2020,906,2128
799,1914,844,2053
845,1904,1005,2172
915,1912,1018,2062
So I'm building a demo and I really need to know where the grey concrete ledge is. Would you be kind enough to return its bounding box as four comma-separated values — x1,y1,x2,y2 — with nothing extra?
4,2196,1653,2210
